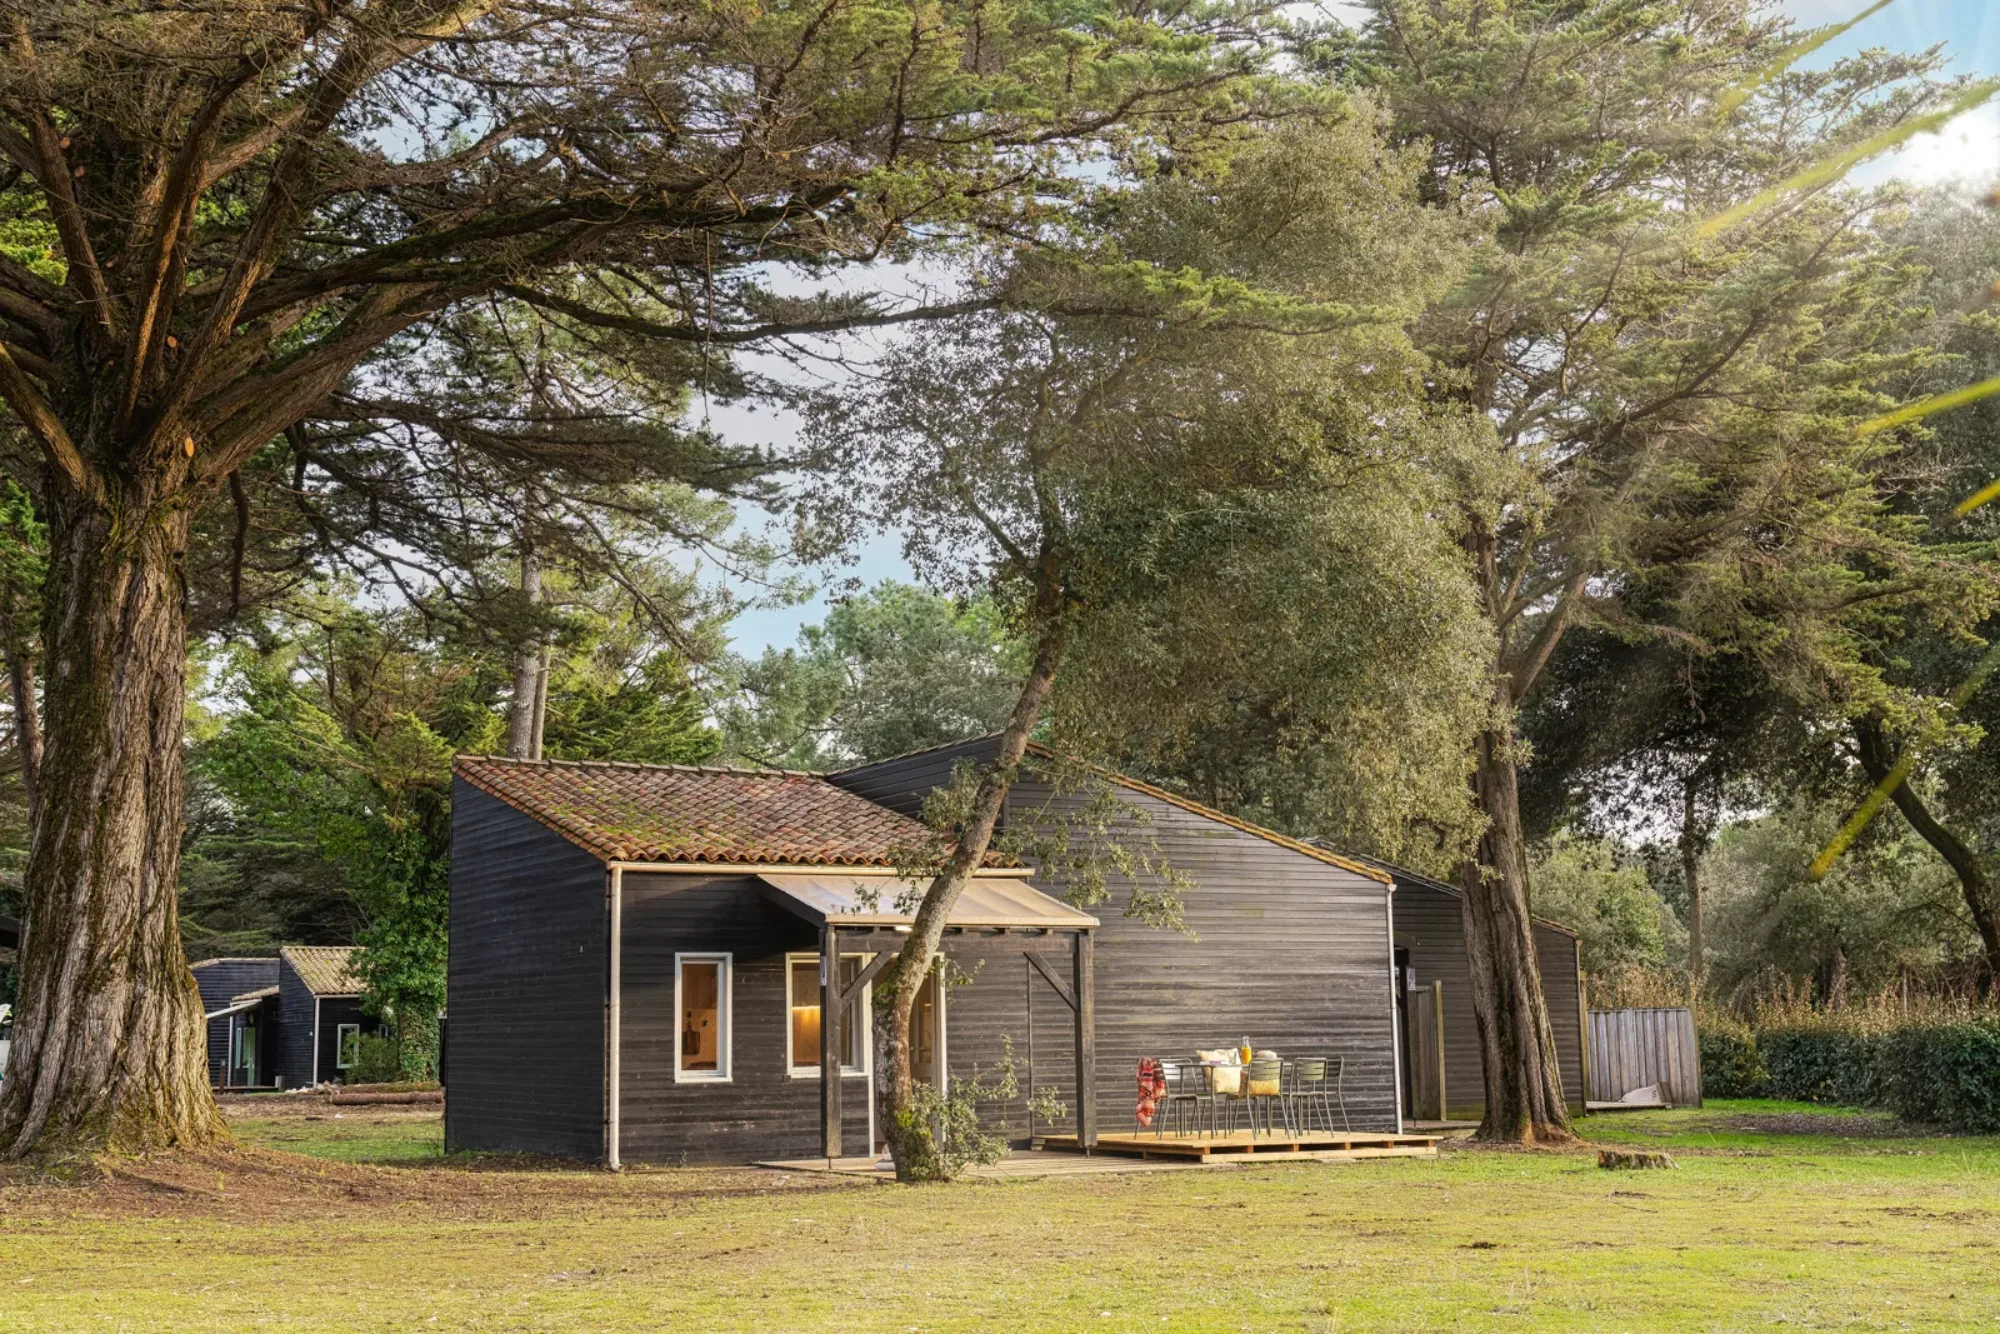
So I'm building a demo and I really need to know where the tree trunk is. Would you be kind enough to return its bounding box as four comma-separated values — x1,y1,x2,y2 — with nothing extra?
1459,723,1573,1145
1680,779,1705,998
1854,718,2000,991
0,484,222,1159
505,543,541,759
878,609,1068,1182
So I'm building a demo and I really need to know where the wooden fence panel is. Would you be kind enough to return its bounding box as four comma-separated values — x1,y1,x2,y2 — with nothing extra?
1586,1007,1702,1108
1408,981,1446,1121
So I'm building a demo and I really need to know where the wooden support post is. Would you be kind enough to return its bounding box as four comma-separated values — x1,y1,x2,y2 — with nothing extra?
1074,930,1096,1151
1431,979,1446,1122
821,922,841,1161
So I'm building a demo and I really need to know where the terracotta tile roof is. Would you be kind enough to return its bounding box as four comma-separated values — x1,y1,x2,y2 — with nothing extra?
281,945,364,997
454,755,993,868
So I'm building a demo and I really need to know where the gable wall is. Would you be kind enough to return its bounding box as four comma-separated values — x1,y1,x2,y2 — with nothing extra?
446,780,609,1159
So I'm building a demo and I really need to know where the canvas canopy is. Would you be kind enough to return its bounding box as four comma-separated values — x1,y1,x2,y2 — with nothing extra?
756,872,1097,931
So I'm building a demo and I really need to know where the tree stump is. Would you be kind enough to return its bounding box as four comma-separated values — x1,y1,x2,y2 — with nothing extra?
1598,1149,1676,1170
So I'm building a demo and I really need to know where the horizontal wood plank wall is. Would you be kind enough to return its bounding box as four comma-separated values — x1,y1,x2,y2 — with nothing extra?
447,780,609,1159
933,932,1081,1143
1587,1007,1701,1107
276,956,317,1091
830,740,992,820
617,874,1082,1163
315,997,372,1083
618,873,869,1165
1390,883,1585,1120
191,959,277,1085
1004,776,1402,1136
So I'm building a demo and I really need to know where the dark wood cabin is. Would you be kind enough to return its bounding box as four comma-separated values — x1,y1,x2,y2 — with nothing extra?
1352,857,1585,1122
276,945,379,1088
831,739,1405,1141
448,756,1101,1166
192,957,280,1088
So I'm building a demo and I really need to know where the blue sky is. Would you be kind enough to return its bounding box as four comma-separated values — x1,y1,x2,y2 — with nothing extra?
717,0,2000,657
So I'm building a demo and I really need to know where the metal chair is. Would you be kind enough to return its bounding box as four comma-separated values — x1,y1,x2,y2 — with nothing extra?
1154,1059,1208,1138
1288,1054,1349,1132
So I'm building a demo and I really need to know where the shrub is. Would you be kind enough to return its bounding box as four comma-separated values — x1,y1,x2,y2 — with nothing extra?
346,1033,403,1085
1877,1019,2000,1134
1757,1026,1885,1107
1699,1020,1768,1099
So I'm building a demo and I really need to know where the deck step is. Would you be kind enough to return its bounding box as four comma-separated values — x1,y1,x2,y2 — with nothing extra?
1042,1131,1440,1162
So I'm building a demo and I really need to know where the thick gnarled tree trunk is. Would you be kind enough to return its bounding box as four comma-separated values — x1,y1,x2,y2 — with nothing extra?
0,484,222,1159
878,607,1068,1182
1459,725,1573,1145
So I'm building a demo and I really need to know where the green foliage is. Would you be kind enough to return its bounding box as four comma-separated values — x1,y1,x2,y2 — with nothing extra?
1878,1020,2000,1134
1739,993,2000,1132
1699,1020,1770,1100
1703,797,1980,1000
718,582,1026,769
1757,1027,1887,1109
346,1034,404,1087
1529,833,1675,975
894,1037,1035,1182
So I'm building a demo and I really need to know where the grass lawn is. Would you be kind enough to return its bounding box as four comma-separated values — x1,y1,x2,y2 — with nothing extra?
1,1098,1996,1332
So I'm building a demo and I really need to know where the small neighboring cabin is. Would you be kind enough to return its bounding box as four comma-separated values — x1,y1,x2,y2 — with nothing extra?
192,945,381,1089
449,748,1404,1166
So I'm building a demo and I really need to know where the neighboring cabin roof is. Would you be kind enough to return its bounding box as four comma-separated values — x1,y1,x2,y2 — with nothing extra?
190,956,279,970
830,737,1393,886
454,754,1012,869
1335,850,1581,940
281,945,364,997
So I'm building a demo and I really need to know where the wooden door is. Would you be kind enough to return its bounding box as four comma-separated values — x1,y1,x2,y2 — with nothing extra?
1408,982,1446,1122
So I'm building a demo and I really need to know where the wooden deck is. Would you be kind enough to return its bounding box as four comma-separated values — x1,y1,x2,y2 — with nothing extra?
1041,1129,1441,1162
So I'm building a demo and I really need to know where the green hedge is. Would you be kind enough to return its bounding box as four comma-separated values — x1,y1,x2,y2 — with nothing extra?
1707,1016,2000,1133
1877,1020,2000,1134
1757,1027,1886,1108
1699,1023,1768,1099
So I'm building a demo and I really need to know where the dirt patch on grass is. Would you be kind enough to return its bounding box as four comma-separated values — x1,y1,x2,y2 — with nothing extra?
1696,1113,1918,1139
0,1123,858,1226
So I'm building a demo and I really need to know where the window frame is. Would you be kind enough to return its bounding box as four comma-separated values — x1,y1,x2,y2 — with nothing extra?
334,1022,361,1071
784,951,873,1080
673,952,734,1084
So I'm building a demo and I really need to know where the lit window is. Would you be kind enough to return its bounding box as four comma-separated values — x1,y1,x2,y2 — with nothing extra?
676,954,732,1082
787,954,869,1077
335,1023,361,1070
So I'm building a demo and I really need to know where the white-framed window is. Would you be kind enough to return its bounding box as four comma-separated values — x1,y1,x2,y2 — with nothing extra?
675,953,733,1083
335,1023,361,1071
785,952,872,1079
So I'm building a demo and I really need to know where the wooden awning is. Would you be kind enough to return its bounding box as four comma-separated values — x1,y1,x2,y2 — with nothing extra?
756,872,1097,931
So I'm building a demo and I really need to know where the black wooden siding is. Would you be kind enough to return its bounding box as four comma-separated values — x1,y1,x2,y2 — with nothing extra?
616,871,1079,1164
447,780,609,1159
191,958,277,1086
315,997,376,1081
276,958,318,1090
829,739,989,820
1004,775,1401,1134
1392,881,1583,1118
832,747,1404,1136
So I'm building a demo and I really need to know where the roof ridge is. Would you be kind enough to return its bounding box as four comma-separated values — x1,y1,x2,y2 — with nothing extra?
458,754,823,779
826,734,1000,776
